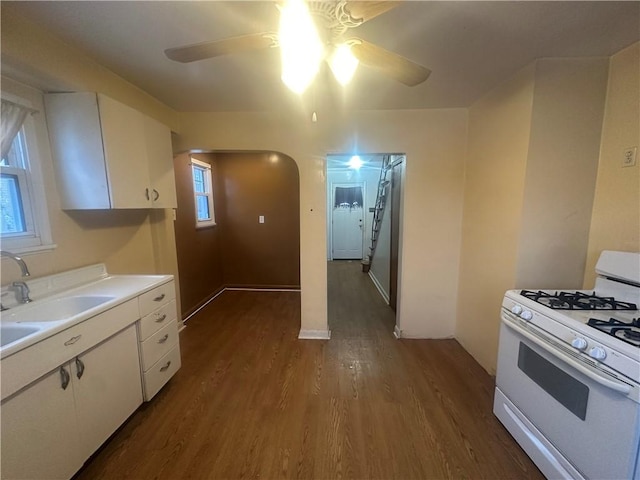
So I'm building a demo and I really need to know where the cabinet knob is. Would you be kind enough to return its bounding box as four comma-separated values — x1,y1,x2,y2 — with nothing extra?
153,293,166,302
160,361,172,372
145,188,150,201
158,334,169,344
153,189,160,201
155,313,167,324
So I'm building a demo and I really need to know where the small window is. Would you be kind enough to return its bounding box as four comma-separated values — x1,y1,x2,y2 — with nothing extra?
1,95,54,253
190,158,215,228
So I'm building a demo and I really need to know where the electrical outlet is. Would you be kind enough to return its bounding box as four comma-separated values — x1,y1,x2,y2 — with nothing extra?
623,147,637,167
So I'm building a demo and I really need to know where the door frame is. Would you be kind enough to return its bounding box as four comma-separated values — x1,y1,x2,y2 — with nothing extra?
328,181,366,261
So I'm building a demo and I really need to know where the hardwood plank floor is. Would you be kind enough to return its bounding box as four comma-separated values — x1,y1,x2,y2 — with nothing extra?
75,260,542,479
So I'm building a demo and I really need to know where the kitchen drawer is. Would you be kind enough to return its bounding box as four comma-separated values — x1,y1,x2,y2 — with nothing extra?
140,319,178,371
142,344,181,401
1,299,139,401
138,299,176,341
138,281,175,318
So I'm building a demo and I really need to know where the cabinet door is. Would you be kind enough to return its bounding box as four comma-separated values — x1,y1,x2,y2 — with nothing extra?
1,365,83,480
144,115,177,208
44,92,112,209
72,324,143,461
98,94,152,208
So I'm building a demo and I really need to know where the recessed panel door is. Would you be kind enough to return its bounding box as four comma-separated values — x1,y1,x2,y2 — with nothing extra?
332,184,364,259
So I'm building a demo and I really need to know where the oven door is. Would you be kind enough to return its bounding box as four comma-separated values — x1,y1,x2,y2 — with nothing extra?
494,310,640,480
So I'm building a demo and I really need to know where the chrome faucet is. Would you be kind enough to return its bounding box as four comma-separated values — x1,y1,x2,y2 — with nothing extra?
1,250,31,277
1,251,32,305
11,281,32,304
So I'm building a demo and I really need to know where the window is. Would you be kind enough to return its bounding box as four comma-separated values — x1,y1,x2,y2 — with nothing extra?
1,94,54,253
190,158,215,228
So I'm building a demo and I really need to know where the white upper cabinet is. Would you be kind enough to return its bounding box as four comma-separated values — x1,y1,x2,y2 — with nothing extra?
45,92,177,209
144,115,178,208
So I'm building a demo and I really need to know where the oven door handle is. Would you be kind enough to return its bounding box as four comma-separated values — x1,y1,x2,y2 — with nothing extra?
502,313,632,395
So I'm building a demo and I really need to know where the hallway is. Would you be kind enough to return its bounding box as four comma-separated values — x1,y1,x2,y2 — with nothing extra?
75,262,541,479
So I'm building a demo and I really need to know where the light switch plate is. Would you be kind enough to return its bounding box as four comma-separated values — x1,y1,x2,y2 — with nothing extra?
259,215,265,224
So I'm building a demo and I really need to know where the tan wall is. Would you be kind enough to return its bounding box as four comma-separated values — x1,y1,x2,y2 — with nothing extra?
458,58,609,374
175,108,468,337
584,42,640,287
516,58,608,289
456,65,535,373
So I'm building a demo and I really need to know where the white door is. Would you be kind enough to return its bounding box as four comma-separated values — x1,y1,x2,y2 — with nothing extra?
332,184,364,259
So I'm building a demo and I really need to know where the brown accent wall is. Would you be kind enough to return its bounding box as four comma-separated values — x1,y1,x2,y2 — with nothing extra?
173,153,225,317
173,151,300,318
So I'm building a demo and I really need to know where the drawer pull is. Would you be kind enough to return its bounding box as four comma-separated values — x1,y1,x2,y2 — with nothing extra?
153,293,166,302
160,361,172,372
158,334,169,344
64,335,82,346
155,314,167,323
60,366,70,390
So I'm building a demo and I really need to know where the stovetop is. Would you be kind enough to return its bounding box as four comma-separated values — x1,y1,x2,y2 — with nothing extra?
517,289,640,350
587,317,640,348
520,290,638,311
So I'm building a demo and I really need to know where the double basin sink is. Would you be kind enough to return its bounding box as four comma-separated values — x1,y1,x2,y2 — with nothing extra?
1,295,115,347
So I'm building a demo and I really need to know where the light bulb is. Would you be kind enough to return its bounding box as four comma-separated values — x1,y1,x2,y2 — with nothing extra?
329,44,359,86
279,0,323,94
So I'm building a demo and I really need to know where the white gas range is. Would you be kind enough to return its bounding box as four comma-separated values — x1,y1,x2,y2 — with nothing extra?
494,251,640,480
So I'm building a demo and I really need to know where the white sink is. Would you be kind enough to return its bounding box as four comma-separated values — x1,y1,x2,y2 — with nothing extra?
0,324,41,347
5,295,116,323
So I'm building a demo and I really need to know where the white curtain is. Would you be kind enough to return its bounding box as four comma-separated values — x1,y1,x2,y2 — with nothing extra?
1,100,30,159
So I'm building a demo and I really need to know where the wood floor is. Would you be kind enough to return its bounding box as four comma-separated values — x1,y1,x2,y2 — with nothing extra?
75,260,542,479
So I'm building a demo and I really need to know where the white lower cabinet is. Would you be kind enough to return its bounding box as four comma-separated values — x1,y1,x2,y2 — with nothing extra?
0,325,142,480
1,365,83,480
73,324,142,461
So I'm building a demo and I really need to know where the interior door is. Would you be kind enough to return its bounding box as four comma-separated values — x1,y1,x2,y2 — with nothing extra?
332,184,364,259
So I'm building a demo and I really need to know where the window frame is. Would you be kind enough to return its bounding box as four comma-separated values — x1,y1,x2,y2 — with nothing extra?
0,92,55,254
190,157,216,229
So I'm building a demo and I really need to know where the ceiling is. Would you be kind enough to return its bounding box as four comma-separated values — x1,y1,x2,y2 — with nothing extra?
4,1,639,113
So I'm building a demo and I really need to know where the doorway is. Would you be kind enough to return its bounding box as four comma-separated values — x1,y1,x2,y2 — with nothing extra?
326,154,404,334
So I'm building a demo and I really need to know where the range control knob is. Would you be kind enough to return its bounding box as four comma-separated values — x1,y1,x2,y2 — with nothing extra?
511,305,523,315
589,346,607,361
520,310,533,321
571,337,588,351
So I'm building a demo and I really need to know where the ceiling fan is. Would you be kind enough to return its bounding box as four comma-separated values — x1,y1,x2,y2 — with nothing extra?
164,1,431,91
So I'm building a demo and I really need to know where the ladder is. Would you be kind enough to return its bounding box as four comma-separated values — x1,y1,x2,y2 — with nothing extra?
367,154,392,265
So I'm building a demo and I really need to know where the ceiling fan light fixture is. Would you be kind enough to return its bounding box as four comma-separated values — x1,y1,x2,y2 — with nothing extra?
278,0,323,94
329,43,359,86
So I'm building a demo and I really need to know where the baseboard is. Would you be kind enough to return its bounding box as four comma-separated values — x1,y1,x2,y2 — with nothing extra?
225,286,301,292
368,270,390,304
182,287,226,323
393,325,402,339
298,329,331,340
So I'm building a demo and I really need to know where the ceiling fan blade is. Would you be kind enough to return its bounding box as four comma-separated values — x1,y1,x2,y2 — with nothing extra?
165,33,277,63
349,38,431,86
344,1,400,24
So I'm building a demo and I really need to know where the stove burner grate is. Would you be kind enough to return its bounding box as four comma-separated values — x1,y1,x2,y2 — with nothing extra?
520,290,637,310
587,318,640,348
